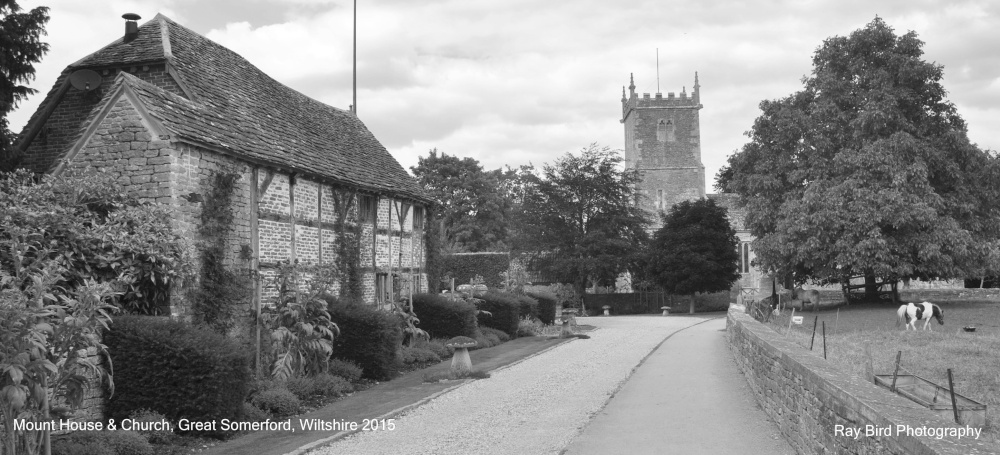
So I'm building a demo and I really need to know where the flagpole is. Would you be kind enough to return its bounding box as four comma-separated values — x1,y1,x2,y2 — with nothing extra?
353,0,357,115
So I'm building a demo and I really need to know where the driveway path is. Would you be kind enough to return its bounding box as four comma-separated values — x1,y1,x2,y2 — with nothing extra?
562,317,794,455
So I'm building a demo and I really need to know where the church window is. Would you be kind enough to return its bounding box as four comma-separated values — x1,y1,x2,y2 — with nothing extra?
657,119,676,142
739,242,751,274
657,189,664,210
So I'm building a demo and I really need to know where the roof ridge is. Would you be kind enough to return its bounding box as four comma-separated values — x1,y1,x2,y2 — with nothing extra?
68,15,167,69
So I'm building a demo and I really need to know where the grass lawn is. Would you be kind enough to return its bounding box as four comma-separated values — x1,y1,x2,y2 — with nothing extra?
759,289,1000,451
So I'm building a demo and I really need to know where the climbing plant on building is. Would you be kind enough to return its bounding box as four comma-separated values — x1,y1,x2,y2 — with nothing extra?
192,170,252,333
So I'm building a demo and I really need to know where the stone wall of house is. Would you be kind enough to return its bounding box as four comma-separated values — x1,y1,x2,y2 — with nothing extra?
727,309,986,455
21,64,184,174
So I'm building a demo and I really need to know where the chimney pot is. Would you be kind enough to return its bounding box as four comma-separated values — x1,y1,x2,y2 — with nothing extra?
122,13,141,43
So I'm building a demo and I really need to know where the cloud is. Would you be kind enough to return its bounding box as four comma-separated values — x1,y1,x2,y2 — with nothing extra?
9,0,998,191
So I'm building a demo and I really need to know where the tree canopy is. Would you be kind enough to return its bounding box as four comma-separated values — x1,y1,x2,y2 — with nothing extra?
513,144,649,297
411,149,515,253
645,198,739,312
724,17,1000,295
0,1,49,171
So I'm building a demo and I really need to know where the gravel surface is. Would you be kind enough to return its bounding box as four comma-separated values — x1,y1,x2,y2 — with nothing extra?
308,316,708,455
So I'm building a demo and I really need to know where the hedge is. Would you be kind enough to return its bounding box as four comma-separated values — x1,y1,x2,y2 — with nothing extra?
105,316,251,437
410,293,478,339
439,253,509,289
526,291,558,325
515,294,538,320
325,295,403,381
476,291,521,336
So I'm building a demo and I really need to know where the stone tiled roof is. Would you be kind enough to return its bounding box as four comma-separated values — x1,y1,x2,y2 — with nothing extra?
26,14,428,202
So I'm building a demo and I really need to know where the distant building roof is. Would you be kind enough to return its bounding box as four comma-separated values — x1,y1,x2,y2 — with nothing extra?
19,14,428,202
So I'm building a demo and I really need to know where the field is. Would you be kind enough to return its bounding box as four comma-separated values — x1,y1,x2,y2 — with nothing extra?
759,288,1000,450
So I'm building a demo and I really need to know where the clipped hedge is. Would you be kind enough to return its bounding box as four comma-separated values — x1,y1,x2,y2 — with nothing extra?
439,253,509,289
325,295,403,381
526,291,558,325
515,294,539,320
411,293,478,339
105,316,251,436
476,291,521,336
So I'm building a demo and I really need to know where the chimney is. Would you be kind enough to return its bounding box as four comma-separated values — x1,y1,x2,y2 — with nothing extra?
122,13,141,43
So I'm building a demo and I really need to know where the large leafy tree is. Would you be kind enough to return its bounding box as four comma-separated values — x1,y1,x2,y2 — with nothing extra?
0,1,49,171
513,144,649,301
646,198,740,313
725,18,1000,300
411,149,514,252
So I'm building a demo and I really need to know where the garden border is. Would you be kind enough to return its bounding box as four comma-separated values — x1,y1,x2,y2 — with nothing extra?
726,308,990,455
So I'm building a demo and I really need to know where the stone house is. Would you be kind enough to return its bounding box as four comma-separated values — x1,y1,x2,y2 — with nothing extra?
15,13,431,316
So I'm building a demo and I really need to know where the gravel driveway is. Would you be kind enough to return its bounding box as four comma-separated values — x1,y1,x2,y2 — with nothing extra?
307,316,709,455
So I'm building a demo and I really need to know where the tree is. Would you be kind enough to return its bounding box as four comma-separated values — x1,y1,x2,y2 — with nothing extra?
646,198,740,314
0,1,49,171
411,149,514,252
725,18,1000,301
513,144,650,303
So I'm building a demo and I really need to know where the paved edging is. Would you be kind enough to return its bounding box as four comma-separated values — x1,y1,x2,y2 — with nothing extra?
291,336,577,454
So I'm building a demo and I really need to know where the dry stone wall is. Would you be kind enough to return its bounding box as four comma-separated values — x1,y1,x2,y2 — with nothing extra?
727,309,990,455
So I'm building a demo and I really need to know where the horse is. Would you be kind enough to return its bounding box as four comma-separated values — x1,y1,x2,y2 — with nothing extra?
896,301,944,331
793,286,820,312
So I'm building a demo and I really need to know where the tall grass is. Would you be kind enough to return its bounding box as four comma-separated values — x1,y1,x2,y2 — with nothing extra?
762,307,1000,450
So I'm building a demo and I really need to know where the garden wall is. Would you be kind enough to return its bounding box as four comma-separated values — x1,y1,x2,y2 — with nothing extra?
727,309,987,455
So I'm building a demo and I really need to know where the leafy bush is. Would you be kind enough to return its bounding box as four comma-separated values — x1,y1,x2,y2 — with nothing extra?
526,291,558,325
243,402,271,422
416,338,452,359
411,293,478,339
516,294,539,319
474,331,502,349
477,291,521,336
327,358,364,384
51,430,152,455
105,316,251,437
480,327,511,343
439,253,509,289
325,295,403,381
265,263,340,380
251,387,301,418
517,316,545,337
286,373,354,399
401,347,442,366
128,409,173,444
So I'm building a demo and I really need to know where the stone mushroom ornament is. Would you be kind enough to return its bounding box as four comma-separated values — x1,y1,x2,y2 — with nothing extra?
602,305,611,316
661,306,671,316
445,336,478,375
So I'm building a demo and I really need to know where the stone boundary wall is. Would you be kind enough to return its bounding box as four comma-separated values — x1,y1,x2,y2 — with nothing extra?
726,308,990,455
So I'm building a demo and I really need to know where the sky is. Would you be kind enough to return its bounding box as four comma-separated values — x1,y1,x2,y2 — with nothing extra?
9,0,999,193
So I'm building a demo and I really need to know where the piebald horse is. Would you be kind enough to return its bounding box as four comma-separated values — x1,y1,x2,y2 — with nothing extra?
895,302,944,331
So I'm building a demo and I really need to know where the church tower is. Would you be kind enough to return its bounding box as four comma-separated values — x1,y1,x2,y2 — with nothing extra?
621,72,705,228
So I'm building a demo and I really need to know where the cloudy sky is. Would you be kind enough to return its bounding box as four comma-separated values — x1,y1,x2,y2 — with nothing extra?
9,0,999,192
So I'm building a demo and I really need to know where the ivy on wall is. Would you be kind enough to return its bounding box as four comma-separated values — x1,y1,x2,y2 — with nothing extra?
332,188,363,302
192,170,252,333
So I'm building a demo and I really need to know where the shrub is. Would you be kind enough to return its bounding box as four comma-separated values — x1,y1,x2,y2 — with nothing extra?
251,387,301,418
325,295,403,381
515,295,539,320
526,291,558,325
477,291,521,336
474,331,501,349
410,293,478,339
128,409,173,444
415,338,452,359
243,402,271,422
105,316,251,437
51,430,152,455
327,358,364,384
480,327,511,343
517,316,544,337
286,373,354,399
401,346,442,366
439,253,509,289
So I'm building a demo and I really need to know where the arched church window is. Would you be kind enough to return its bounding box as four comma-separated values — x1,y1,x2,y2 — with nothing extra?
656,119,675,142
